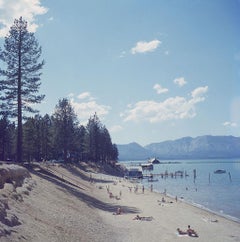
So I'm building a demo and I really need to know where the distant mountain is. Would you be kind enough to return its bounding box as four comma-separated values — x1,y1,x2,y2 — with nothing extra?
117,135,240,161
117,142,150,161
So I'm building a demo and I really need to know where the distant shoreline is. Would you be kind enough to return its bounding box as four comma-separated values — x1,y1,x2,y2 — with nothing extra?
119,158,240,163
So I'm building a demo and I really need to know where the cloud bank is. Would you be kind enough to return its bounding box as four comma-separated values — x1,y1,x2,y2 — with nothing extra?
0,0,48,37
69,92,111,124
122,86,208,123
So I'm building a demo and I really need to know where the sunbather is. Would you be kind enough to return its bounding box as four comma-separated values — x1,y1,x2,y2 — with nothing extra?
177,228,188,235
113,207,122,215
177,226,198,237
187,225,198,237
133,215,153,221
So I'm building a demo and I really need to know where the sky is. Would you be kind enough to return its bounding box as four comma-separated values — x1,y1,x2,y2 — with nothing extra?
0,0,240,146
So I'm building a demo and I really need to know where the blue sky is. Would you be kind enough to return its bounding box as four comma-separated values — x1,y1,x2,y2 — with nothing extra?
0,0,240,146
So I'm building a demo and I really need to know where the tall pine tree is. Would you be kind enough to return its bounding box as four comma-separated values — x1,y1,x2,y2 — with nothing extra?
0,17,45,162
52,98,78,162
85,113,101,162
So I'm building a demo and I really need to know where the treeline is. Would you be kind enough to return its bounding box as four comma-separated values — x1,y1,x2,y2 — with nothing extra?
0,98,118,163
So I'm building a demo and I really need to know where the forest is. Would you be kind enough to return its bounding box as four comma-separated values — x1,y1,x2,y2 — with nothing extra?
0,17,118,164
0,101,118,163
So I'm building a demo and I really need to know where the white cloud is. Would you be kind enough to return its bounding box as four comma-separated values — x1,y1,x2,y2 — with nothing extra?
223,121,238,127
77,92,94,100
191,86,208,103
174,77,187,87
69,93,111,124
122,86,208,123
153,84,168,94
131,39,161,54
0,0,48,37
109,125,123,133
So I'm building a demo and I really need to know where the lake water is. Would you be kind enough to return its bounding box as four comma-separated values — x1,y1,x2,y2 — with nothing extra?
121,159,240,222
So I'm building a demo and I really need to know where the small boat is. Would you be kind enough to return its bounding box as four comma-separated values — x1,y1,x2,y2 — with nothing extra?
214,169,226,174
148,177,159,182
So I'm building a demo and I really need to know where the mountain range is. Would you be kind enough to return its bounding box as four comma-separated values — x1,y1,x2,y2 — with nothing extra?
117,135,240,161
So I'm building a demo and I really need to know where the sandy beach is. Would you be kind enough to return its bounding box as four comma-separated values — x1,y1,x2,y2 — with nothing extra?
0,162,239,242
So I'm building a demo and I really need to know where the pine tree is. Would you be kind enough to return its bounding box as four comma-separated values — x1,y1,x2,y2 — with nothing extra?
111,144,119,162
23,117,39,162
99,126,112,163
0,116,15,161
85,113,101,162
74,125,86,162
0,17,45,162
84,113,119,163
52,98,78,162
40,114,53,161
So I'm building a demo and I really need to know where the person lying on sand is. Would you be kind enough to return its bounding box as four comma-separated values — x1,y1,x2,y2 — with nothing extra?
187,225,198,237
177,228,188,235
177,226,198,237
157,198,173,204
133,215,153,221
113,207,122,215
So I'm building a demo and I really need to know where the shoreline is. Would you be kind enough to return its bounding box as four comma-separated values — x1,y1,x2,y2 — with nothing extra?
182,198,240,224
157,189,240,224
96,172,240,224
1,163,239,242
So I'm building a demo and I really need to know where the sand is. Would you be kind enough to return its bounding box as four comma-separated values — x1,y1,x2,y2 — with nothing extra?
0,162,239,242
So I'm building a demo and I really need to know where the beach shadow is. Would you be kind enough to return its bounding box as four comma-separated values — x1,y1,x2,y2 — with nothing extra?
27,164,86,190
64,163,113,184
30,167,140,215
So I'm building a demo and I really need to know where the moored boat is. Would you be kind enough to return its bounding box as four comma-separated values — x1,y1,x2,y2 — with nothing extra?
214,169,226,174
148,177,159,182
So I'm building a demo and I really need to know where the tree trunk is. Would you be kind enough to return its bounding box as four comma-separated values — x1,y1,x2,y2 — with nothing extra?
17,31,22,163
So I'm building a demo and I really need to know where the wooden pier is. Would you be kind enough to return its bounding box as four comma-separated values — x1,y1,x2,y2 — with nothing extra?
143,170,189,179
